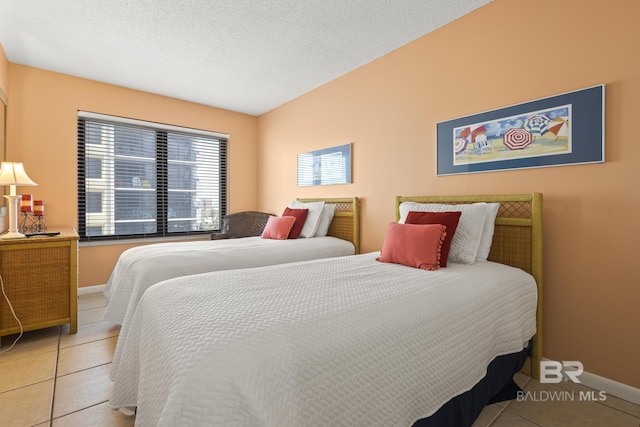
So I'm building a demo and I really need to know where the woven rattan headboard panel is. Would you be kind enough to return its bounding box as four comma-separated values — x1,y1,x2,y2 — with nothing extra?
297,197,360,254
395,193,543,378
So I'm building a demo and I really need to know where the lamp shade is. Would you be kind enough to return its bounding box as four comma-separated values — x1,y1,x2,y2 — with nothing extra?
0,162,37,194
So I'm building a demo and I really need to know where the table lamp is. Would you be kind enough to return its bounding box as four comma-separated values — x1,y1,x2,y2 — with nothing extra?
0,162,38,239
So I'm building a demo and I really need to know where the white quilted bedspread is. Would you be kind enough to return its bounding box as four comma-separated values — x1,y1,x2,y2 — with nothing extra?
103,236,354,326
109,253,537,427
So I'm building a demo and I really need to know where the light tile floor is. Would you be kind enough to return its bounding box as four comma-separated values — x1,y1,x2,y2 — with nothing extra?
1,293,639,426
0,293,132,427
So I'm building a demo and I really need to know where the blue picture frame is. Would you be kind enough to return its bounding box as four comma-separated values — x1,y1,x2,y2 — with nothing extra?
297,143,352,186
436,84,605,175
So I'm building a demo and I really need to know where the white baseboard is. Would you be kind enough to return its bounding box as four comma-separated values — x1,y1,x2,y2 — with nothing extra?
78,284,106,296
542,357,640,405
579,370,640,405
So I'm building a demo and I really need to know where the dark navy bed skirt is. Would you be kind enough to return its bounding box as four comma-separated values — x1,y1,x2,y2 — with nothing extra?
412,346,530,427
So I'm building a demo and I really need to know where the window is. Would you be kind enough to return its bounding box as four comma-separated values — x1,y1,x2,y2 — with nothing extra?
77,112,227,241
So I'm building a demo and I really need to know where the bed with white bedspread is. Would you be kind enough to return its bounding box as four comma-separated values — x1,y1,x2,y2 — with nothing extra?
110,254,536,426
103,197,360,326
109,193,543,426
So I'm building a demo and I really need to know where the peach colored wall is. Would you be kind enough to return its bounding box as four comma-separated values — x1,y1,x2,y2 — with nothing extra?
258,0,640,388
7,65,259,288
0,43,9,95
0,43,8,96
1,43,8,210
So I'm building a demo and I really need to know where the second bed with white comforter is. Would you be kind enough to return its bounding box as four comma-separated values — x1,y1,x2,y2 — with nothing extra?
103,235,355,327
109,252,537,427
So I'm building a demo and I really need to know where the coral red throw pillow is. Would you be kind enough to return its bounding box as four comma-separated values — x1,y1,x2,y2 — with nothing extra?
261,216,296,240
405,211,461,267
282,207,309,239
377,222,447,271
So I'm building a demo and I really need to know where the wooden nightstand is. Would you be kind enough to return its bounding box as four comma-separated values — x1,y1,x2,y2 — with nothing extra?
0,228,78,343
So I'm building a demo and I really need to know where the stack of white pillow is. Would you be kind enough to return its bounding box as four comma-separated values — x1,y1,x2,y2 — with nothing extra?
288,200,335,238
398,202,500,264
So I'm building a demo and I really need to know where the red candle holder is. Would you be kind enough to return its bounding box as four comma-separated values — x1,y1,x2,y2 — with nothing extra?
19,200,47,233
21,194,33,212
33,200,44,217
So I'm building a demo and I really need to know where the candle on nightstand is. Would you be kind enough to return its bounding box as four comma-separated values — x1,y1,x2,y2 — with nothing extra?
34,200,44,216
21,194,33,212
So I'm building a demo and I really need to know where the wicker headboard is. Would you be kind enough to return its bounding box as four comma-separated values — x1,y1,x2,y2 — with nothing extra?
297,197,360,254
395,193,543,379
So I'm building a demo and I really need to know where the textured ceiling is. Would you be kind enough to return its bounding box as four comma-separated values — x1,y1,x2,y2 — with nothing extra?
0,0,491,116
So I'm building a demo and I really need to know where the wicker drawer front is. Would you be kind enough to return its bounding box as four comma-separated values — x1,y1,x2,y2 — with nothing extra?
0,229,78,340
1,245,70,329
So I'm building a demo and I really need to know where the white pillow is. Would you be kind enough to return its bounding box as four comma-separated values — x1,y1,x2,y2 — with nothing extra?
314,204,335,237
476,203,500,261
288,200,325,238
399,202,488,264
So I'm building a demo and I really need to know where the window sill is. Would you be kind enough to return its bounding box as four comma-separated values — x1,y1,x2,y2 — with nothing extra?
79,234,210,247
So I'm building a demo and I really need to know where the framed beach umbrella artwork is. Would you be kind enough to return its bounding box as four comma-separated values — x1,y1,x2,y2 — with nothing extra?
436,84,605,175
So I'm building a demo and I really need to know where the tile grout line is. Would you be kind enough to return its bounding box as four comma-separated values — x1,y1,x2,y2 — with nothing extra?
499,409,546,426
46,298,111,424
48,326,62,427
485,404,506,426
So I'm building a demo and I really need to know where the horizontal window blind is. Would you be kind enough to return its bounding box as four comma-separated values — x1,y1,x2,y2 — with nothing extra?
77,112,227,241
